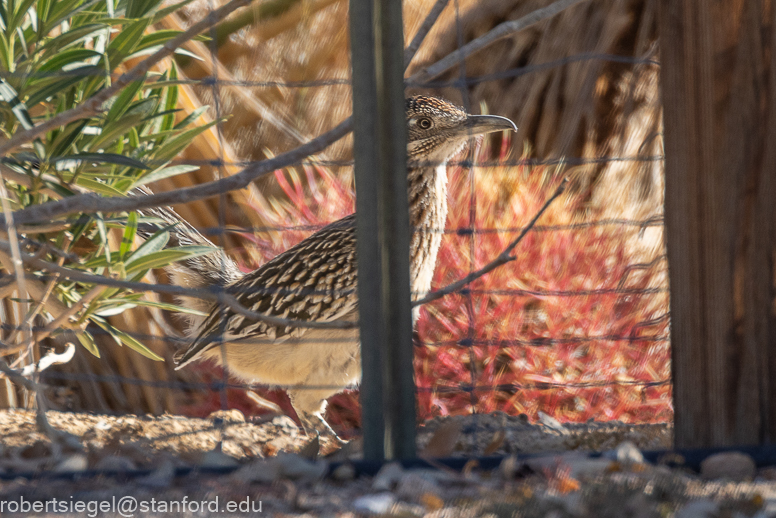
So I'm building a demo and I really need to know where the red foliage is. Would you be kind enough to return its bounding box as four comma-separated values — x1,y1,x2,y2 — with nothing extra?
182,135,672,430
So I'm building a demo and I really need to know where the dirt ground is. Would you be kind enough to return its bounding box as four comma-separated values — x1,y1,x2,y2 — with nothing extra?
0,409,773,517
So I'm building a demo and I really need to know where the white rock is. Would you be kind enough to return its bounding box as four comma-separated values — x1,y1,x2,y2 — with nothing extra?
615,441,645,465
352,493,396,514
700,452,756,481
538,411,570,435
372,461,403,491
675,499,719,518
54,454,88,473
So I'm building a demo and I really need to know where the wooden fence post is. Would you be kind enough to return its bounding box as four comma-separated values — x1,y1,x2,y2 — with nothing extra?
660,0,776,447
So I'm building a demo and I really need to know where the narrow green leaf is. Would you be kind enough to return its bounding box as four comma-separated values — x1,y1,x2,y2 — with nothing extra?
49,120,89,159
132,164,199,187
9,0,37,34
126,228,169,262
92,319,163,361
76,331,101,358
104,77,145,121
54,153,148,170
95,212,110,263
74,177,126,197
151,0,198,22
96,298,208,316
114,327,164,361
25,66,103,107
0,78,34,129
152,120,217,161
39,23,107,58
120,211,138,258
106,18,150,66
37,48,102,74
125,245,214,274
174,105,207,129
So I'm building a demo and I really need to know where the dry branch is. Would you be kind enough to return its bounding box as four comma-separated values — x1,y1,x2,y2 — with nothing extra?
412,178,569,307
407,0,590,84
404,0,450,68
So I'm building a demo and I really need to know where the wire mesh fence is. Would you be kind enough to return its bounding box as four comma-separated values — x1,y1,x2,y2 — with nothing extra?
0,0,668,467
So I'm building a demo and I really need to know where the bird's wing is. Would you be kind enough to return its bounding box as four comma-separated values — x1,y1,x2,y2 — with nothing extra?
175,214,358,367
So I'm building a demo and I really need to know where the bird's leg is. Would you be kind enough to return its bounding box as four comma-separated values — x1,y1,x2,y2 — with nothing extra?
289,389,346,446
298,410,346,446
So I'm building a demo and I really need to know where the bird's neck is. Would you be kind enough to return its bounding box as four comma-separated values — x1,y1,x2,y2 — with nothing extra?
407,163,450,301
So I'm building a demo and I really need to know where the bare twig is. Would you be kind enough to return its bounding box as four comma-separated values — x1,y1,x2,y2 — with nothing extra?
404,0,450,68
5,260,61,346
412,178,569,307
0,168,33,357
0,0,252,159
0,355,42,391
0,275,16,299
407,0,589,84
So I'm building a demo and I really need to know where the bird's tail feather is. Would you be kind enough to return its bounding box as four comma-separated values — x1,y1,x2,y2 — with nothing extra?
129,187,243,346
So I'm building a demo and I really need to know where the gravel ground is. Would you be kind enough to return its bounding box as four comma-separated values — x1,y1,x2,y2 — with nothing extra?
0,409,773,517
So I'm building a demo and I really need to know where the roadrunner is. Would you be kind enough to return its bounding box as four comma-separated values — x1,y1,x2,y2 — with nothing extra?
145,96,515,439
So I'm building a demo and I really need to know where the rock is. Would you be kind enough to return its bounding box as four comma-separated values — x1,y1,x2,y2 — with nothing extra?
231,453,327,484
538,411,570,435
500,454,520,479
615,441,645,465
199,449,240,469
395,471,442,502
231,459,280,484
137,459,176,488
352,493,396,514
93,455,136,473
54,454,88,473
274,452,327,480
372,461,403,491
331,462,356,481
675,499,719,518
207,409,245,424
94,419,111,431
700,452,756,481
20,441,53,459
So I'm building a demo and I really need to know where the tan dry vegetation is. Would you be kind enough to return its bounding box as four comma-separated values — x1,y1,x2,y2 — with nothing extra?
7,0,666,417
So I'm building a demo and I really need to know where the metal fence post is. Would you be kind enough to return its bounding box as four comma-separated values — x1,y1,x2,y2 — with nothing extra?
349,0,416,461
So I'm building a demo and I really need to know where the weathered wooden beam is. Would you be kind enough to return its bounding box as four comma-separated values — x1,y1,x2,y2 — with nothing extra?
660,0,776,447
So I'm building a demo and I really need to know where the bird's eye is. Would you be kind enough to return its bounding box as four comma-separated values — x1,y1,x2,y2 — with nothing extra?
417,117,433,129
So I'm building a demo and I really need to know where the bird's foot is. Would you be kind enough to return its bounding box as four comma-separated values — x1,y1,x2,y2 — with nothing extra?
299,411,346,448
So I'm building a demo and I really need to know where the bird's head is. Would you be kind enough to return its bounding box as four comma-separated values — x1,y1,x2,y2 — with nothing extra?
406,96,517,164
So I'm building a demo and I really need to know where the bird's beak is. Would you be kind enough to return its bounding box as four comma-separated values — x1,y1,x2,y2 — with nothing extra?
458,114,517,137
